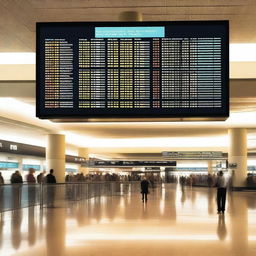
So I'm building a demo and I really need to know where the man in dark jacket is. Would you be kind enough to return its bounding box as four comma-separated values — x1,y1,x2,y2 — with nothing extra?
141,177,149,202
46,169,56,183
46,169,56,207
11,171,23,184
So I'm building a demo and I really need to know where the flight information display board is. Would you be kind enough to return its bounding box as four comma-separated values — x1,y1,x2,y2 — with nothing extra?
36,21,229,120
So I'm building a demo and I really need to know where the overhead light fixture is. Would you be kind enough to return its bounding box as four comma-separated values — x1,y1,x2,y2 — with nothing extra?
0,52,35,64
64,131,228,148
230,44,256,62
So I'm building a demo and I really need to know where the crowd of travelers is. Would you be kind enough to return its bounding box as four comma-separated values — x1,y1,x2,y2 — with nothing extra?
0,169,159,185
64,172,158,183
181,174,218,187
246,173,256,187
168,173,223,187
0,168,57,185
65,173,135,182
2,169,256,188
166,172,256,188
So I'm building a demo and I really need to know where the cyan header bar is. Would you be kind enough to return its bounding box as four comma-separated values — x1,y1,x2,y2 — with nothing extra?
0,162,19,169
95,26,165,38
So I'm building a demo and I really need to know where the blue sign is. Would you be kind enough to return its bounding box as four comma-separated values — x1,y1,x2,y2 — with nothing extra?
95,26,165,38
176,167,208,171
66,168,78,173
23,164,41,170
0,162,19,169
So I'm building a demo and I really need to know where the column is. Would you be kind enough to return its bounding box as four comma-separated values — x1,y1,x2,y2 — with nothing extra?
228,128,247,188
46,134,65,183
78,148,89,175
208,160,213,174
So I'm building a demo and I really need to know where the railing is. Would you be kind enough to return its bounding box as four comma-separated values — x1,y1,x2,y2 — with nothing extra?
0,181,142,212
246,176,256,188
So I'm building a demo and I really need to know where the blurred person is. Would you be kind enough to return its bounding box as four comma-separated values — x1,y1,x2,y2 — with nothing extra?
37,171,46,184
0,174,4,212
207,174,213,187
149,177,155,189
11,170,23,184
190,175,195,186
70,173,75,182
229,170,235,188
181,184,186,204
46,169,56,208
216,171,228,214
11,172,23,209
27,168,36,205
65,174,70,182
46,169,56,183
0,172,4,184
27,168,36,183
141,177,149,202
37,172,43,183
180,176,186,187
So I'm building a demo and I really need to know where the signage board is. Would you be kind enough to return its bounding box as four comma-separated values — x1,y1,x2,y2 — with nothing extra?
162,151,223,159
36,21,229,121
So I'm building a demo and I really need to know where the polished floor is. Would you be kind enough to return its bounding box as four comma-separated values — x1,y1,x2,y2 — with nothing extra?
1,184,256,256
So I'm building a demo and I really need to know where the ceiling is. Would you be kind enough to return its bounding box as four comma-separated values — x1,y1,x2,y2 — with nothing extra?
0,0,256,159
1,0,256,52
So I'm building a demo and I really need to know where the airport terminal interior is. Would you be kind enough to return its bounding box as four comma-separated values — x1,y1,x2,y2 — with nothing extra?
1,0,256,256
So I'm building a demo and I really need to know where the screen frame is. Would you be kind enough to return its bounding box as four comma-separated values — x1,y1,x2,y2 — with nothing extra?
36,20,229,121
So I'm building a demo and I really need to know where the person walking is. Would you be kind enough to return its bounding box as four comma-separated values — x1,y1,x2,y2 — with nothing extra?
216,171,227,214
141,177,149,202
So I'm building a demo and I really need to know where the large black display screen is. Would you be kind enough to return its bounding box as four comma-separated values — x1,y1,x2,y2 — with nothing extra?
36,21,229,120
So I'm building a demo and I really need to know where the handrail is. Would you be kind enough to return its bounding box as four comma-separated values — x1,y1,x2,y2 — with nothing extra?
0,180,142,186
0,181,143,212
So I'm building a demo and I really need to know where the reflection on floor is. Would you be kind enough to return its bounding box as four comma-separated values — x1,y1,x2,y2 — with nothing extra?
1,184,256,256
